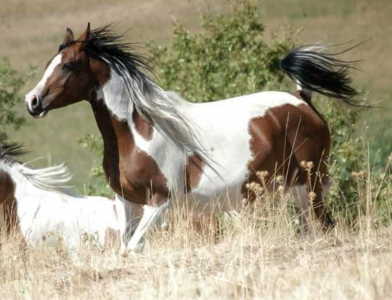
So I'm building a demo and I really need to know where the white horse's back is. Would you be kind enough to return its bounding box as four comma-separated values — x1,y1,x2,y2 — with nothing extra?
1,159,125,250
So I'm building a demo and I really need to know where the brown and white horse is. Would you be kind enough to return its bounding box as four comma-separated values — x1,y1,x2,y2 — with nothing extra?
25,24,360,251
0,133,127,250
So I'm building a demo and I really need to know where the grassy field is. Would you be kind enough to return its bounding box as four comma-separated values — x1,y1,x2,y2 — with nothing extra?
1,0,391,191
1,197,391,299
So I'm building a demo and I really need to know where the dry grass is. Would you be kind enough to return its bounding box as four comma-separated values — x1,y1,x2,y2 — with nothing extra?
1,192,391,299
3,154,392,299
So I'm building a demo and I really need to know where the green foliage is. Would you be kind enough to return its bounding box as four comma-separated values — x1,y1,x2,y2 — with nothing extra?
317,101,365,223
148,1,294,102
369,119,392,168
0,58,33,129
78,134,112,197
317,100,392,226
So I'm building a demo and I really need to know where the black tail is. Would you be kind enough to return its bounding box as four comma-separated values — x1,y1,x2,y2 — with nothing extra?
281,45,363,106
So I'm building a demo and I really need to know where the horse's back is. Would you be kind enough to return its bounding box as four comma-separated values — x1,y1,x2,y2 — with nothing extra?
187,91,329,213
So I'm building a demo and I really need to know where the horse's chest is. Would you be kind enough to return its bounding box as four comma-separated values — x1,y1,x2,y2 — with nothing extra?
103,146,169,205
0,170,15,205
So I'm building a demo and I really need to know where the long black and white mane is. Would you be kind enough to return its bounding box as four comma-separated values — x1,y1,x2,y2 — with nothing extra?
0,133,75,195
61,24,211,162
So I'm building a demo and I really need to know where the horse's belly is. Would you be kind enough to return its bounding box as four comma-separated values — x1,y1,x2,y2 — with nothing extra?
188,176,245,214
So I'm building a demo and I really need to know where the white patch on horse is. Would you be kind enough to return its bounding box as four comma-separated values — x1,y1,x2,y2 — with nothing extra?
0,160,126,250
25,54,63,109
115,194,143,249
96,88,104,101
127,201,171,252
101,70,131,120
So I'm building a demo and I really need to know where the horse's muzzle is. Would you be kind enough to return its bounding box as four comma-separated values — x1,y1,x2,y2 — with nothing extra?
25,94,47,118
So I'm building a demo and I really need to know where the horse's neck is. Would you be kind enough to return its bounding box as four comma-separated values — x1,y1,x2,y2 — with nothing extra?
91,78,154,162
90,98,121,158
89,95,133,195
90,82,169,202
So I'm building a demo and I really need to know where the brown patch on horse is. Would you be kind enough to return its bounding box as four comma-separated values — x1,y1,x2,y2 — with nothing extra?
90,58,111,88
0,170,26,246
185,153,204,193
132,108,153,140
90,97,169,207
112,116,169,206
242,103,332,227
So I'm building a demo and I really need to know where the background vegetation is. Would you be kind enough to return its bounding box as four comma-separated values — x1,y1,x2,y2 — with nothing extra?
1,0,391,191
0,59,32,130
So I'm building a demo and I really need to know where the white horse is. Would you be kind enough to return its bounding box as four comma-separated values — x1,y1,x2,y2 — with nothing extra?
0,134,129,250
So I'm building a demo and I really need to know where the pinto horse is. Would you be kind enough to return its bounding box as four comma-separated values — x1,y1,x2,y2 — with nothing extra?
0,133,127,250
25,24,360,251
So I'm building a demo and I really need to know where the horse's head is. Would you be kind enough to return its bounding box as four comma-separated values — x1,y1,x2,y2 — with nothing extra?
25,24,106,118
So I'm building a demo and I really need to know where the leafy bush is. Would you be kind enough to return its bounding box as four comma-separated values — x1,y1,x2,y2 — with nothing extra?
78,134,113,197
81,0,391,226
369,119,392,168
0,58,32,129
148,1,294,102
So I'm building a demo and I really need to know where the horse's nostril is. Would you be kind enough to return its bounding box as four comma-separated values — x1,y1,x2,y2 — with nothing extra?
31,96,39,109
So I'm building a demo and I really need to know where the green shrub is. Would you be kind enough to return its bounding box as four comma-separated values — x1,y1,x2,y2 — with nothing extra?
148,1,294,102
0,58,32,129
78,133,113,197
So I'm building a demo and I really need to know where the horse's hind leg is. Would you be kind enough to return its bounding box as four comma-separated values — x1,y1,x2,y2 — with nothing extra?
289,133,334,230
311,173,334,230
299,165,333,231
294,184,311,232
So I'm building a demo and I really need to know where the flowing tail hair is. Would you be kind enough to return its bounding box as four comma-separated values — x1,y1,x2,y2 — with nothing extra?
280,44,364,106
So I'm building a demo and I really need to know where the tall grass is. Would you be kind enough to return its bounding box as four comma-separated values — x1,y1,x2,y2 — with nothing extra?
1,149,391,299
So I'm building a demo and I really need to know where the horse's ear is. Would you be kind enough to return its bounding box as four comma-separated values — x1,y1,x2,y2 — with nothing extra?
77,22,91,42
58,28,74,52
62,28,74,44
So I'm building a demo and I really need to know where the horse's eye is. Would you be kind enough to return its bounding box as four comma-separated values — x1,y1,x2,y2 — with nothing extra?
62,63,73,71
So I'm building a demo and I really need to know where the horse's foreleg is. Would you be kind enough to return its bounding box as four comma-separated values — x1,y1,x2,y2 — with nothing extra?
125,194,170,252
115,195,144,252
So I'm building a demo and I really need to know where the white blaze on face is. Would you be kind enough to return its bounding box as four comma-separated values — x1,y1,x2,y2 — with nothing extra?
25,53,63,112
